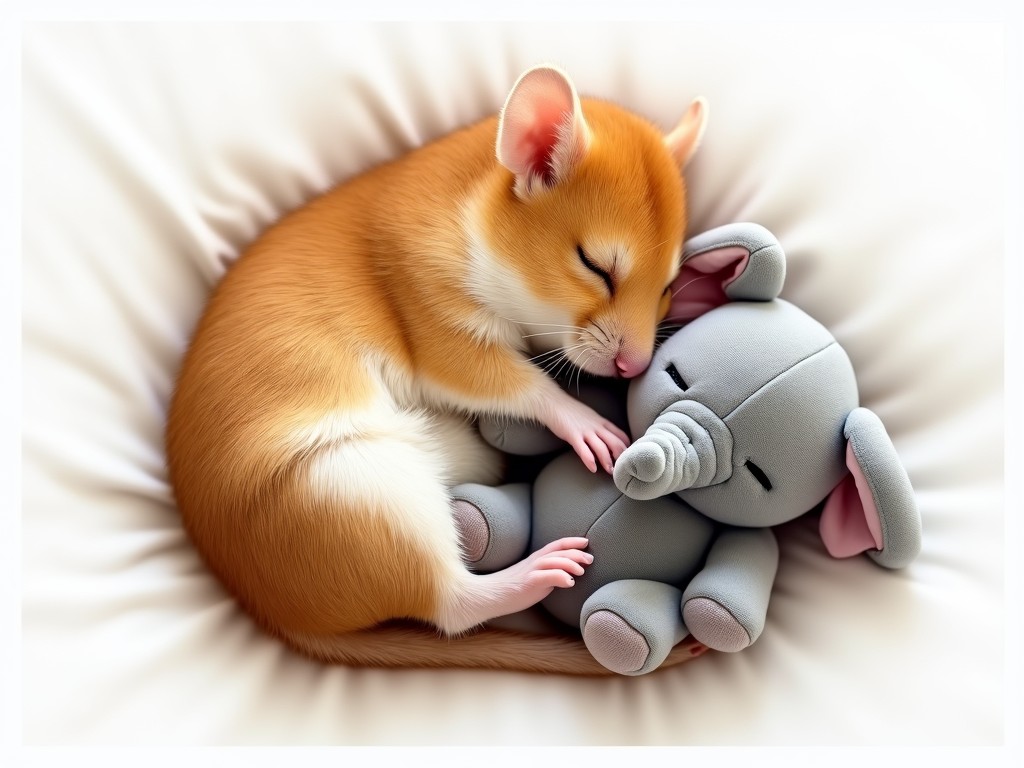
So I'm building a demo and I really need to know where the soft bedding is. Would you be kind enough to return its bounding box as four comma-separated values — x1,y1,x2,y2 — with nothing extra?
21,22,1007,744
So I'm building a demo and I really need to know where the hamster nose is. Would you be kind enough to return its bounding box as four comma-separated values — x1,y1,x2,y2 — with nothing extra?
615,354,649,379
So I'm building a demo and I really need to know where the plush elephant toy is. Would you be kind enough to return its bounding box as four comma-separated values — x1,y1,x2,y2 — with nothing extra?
451,222,923,676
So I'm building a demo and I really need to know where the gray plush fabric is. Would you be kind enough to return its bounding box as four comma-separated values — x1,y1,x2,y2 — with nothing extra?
449,482,532,573
582,610,651,674
628,300,841,439
530,452,625,549
679,341,858,526
478,381,628,457
682,222,786,302
614,399,734,500
534,455,715,627
681,599,750,652
681,528,779,650
581,580,689,676
451,500,489,564
477,415,565,457
470,221,922,675
844,408,922,569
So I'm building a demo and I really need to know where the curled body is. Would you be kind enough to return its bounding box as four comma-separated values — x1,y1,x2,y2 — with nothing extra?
165,66,708,674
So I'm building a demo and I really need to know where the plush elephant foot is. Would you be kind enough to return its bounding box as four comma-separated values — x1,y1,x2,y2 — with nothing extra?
580,580,688,676
682,597,751,652
449,483,532,572
451,499,489,565
582,610,653,675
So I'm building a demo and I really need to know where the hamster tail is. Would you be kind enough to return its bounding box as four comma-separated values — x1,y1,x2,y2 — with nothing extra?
279,621,709,676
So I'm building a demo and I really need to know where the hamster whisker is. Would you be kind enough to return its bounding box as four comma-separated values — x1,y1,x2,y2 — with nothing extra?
529,342,586,363
521,330,582,340
533,343,588,377
643,237,672,258
670,274,712,299
529,350,567,370
550,343,590,380
572,350,595,396
497,315,586,333
590,321,612,345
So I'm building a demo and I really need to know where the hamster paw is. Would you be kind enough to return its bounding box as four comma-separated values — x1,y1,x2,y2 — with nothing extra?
682,597,751,652
582,610,652,675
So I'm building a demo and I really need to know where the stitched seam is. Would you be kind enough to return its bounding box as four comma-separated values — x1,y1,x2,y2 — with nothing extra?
584,491,626,541
722,341,838,420
477,503,495,564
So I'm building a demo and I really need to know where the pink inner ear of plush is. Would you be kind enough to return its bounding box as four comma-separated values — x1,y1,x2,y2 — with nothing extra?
819,443,885,558
666,246,749,321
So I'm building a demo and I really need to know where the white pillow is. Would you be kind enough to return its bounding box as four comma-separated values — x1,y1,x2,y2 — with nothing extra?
21,21,1006,744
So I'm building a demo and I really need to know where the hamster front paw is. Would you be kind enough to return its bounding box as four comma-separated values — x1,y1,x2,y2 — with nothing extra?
544,398,629,474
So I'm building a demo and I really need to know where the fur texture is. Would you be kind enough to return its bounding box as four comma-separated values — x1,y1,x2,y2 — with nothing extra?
165,66,708,673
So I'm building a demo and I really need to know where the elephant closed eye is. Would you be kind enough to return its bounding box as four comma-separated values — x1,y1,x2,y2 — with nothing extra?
744,460,772,491
665,363,688,390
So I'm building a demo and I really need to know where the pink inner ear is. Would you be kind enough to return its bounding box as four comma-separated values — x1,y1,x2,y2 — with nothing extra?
508,102,564,183
819,444,885,558
667,247,749,321
498,69,577,181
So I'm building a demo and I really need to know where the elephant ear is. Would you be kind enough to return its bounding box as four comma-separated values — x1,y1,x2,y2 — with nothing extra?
819,408,922,569
667,222,786,322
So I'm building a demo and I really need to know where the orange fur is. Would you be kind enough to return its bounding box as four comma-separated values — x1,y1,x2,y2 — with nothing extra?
476,101,687,374
166,67,708,674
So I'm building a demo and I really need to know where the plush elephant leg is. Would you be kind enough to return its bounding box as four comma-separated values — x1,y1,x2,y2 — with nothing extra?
580,580,689,676
449,483,532,572
681,528,779,652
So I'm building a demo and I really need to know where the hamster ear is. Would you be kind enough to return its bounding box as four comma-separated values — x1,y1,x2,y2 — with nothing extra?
496,65,591,199
664,96,709,167
819,408,922,569
667,222,786,322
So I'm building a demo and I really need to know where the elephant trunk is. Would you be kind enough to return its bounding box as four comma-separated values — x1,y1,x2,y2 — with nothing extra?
614,402,733,501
